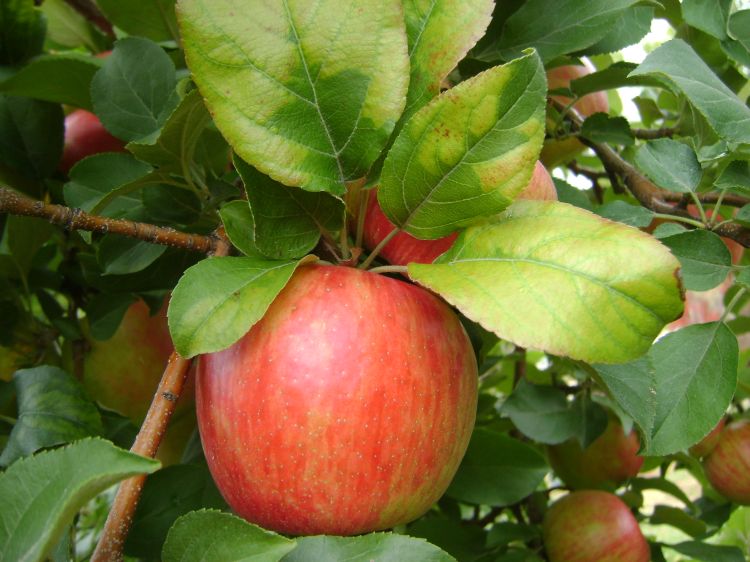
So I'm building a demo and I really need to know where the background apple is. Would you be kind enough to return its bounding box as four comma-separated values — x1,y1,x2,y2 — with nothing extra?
60,109,125,174
361,160,556,266
543,490,650,562
196,264,478,535
704,419,750,504
547,416,643,490
689,417,726,458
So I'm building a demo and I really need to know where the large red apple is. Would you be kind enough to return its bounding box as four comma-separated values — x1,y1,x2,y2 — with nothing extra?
196,264,478,535
60,109,125,173
704,420,750,504
547,416,643,490
362,161,556,266
543,491,650,562
689,417,726,459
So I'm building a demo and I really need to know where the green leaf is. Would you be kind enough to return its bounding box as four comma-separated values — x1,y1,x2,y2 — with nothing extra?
125,465,227,559
162,510,295,562
91,37,179,142
596,200,654,227
660,230,732,291
168,256,314,357
651,506,708,538
580,114,634,146
127,89,210,170
0,53,100,110
237,158,344,260
84,293,137,341
665,541,745,562
0,0,46,65
409,201,683,364
95,0,179,43
728,10,750,53
630,477,694,508
142,184,202,225
0,367,104,466
646,322,738,456
715,160,750,197
0,95,64,182
630,39,750,146
5,215,56,276
447,428,548,506
401,0,494,121
218,200,263,257
98,236,168,276
39,0,103,51
178,0,409,195
494,0,647,62
408,516,488,561
380,51,546,239
0,438,160,562
580,6,655,56
682,0,732,40
283,533,456,562
634,139,702,193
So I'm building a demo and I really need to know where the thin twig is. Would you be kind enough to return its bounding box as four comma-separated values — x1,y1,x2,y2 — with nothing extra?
0,188,230,255
632,127,677,140
64,0,115,38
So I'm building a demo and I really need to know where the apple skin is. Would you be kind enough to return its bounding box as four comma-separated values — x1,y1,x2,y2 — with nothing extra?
196,264,478,535
547,417,643,490
704,420,750,505
362,161,556,266
60,109,125,174
543,491,650,562
689,418,726,458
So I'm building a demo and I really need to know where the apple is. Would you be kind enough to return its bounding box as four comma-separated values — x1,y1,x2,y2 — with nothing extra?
196,264,478,535
704,419,750,505
543,490,650,562
361,160,556,266
60,109,126,174
547,416,643,490
689,417,726,458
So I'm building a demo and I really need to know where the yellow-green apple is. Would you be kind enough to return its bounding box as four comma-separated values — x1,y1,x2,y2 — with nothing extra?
543,491,650,562
361,161,556,266
196,264,478,535
542,61,609,168
60,109,125,174
547,416,643,490
690,417,726,458
704,420,750,504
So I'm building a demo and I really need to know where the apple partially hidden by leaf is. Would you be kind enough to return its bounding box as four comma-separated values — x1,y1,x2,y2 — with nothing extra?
704,420,750,504
689,417,726,458
60,109,125,174
543,490,650,562
196,264,478,535
361,160,556,266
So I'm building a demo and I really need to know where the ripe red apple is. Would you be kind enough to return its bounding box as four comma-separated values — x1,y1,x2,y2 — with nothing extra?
543,491,650,562
689,417,726,458
704,420,750,504
547,416,643,490
362,161,556,266
60,109,126,174
196,264,478,535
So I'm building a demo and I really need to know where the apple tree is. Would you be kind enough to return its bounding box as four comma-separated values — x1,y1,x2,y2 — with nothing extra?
1,0,750,561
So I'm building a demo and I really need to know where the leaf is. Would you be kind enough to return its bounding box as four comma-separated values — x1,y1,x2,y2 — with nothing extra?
95,0,179,43
127,89,211,170
5,215,56,276
84,293,137,341
91,37,179,142
282,533,456,562
401,0,494,121
168,256,315,357
682,0,732,40
408,516,489,561
380,51,546,239
0,95,64,182
660,230,732,291
447,428,548,506
125,465,227,559
630,39,750,146
651,506,708,538
630,477,694,508
39,0,103,51
580,5,655,56
142,184,202,225
409,201,683,364
580,114,634,146
0,53,100,110
218,200,263,257
715,160,750,197
237,158,344,260
728,10,750,53
162,510,295,562
98,236,168,276
177,0,409,195
0,0,46,65
0,367,104,466
665,541,745,562
634,139,702,193
494,0,647,62
596,200,654,228
646,322,738,456
0,438,160,562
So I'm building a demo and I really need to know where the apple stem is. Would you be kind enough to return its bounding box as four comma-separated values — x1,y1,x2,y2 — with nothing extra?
720,287,747,324
359,226,400,269
368,265,408,275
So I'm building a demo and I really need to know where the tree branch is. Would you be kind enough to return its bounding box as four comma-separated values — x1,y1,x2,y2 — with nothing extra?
64,0,115,39
632,127,677,140
0,188,230,256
